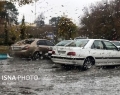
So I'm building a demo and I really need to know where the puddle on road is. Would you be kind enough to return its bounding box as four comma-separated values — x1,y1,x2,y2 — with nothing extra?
0,59,12,73
0,85,38,95
1,59,120,95
19,87,37,95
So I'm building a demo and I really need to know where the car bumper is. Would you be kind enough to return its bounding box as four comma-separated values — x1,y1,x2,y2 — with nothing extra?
51,56,85,66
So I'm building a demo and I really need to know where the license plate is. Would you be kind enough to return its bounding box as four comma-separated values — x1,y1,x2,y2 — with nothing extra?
58,51,66,54
13,47,20,50
48,51,52,53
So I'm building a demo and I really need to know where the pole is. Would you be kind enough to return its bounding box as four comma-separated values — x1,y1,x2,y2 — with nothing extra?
35,0,36,21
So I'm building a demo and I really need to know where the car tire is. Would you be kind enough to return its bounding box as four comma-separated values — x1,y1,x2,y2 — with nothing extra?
82,58,94,70
39,55,44,60
39,51,44,60
32,52,40,60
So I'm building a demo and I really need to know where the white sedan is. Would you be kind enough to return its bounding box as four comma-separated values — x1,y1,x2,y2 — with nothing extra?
51,39,120,70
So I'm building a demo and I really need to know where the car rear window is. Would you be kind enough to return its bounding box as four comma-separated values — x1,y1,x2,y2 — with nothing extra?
56,40,72,46
15,39,34,45
67,40,89,47
24,40,34,44
18,39,34,44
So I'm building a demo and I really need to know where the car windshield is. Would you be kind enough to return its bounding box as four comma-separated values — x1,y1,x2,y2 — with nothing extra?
15,40,24,45
66,39,89,47
112,41,120,46
56,40,72,46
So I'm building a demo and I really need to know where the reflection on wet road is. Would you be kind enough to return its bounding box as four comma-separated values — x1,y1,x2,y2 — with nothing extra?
0,58,120,95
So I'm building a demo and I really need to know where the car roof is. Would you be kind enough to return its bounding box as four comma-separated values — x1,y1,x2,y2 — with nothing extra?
26,38,47,40
111,40,120,42
60,40,73,41
75,39,109,41
23,38,48,41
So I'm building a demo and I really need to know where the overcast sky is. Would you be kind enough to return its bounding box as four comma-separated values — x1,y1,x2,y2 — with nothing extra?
16,0,103,25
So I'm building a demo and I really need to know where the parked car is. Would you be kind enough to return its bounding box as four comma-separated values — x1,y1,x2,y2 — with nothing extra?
48,40,73,57
51,39,120,70
11,38,54,60
111,41,120,48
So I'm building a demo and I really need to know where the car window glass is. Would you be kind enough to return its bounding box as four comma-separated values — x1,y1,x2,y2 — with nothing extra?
91,40,104,49
16,39,34,45
46,40,54,46
24,39,34,44
67,42,76,47
103,41,118,50
112,41,120,46
37,40,46,45
67,40,88,47
56,40,72,46
16,40,24,44
91,43,95,49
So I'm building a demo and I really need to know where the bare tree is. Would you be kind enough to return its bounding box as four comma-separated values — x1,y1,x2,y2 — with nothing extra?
79,0,120,40
34,13,45,27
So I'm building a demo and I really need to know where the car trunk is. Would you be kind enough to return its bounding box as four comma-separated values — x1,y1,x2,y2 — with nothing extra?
11,45,28,51
52,46,82,57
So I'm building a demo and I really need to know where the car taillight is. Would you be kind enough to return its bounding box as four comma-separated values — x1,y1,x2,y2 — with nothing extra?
67,52,76,56
48,50,52,53
52,51,55,54
22,46,29,50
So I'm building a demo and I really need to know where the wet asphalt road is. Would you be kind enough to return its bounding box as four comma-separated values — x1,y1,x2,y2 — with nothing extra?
1,58,120,95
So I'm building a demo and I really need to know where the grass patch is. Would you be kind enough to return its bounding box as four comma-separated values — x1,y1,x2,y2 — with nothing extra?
0,46,10,54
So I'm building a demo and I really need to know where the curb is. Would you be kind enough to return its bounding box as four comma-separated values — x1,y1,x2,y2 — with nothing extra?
0,53,13,59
